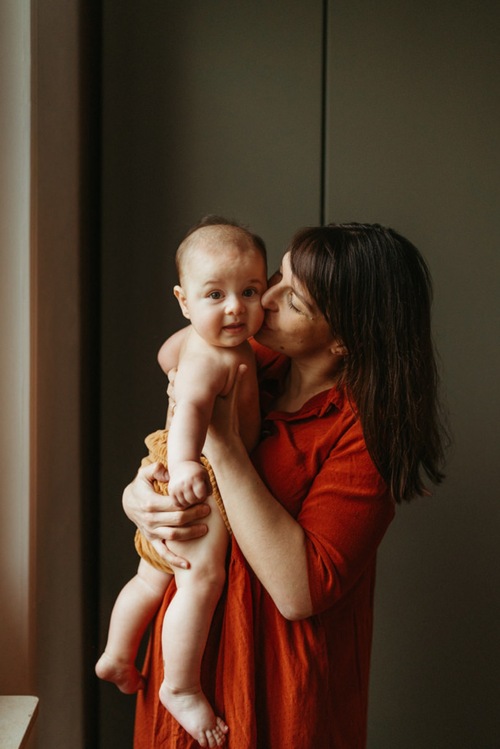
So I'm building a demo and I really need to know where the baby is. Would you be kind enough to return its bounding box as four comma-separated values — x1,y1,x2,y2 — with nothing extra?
96,217,267,748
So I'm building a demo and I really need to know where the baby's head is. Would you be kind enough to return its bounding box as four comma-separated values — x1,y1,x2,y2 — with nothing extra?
174,216,268,347
176,215,267,282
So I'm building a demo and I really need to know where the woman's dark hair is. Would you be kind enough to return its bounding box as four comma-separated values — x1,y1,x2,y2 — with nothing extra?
289,222,449,502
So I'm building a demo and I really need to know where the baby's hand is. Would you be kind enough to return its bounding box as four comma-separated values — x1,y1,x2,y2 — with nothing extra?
168,461,211,506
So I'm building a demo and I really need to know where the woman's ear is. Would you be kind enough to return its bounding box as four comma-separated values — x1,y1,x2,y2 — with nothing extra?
330,340,348,356
173,285,190,319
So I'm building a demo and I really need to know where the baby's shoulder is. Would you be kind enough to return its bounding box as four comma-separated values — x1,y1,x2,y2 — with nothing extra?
177,336,235,387
184,332,253,362
200,342,254,378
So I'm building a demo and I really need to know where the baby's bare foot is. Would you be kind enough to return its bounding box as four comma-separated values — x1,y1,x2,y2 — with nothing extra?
159,681,228,747
95,652,145,694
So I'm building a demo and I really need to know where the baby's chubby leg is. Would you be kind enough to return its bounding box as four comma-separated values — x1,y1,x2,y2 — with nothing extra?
96,559,172,694
160,495,229,747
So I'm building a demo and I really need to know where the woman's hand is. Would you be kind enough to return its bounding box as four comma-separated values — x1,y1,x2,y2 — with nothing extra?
122,460,210,569
204,364,247,462
165,367,177,429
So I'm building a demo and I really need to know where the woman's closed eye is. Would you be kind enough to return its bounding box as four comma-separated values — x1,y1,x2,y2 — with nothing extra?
287,292,309,315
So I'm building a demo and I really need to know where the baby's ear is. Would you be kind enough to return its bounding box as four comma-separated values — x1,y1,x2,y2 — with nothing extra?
173,285,190,319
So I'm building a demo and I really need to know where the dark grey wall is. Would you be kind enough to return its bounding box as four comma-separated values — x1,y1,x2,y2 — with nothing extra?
100,2,500,747
329,4,500,747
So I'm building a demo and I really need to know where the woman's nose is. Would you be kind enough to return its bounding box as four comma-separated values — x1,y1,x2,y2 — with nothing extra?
261,285,278,310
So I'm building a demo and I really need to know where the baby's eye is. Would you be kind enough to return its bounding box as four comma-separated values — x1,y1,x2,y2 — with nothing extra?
242,288,258,298
208,291,222,300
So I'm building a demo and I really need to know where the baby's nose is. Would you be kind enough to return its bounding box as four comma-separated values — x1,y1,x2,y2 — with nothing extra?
225,295,245,314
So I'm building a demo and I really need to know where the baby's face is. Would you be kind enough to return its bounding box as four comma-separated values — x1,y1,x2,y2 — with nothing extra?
175,239,267,347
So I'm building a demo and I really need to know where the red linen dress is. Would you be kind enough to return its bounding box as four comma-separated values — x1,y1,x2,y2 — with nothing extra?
134,341,395,749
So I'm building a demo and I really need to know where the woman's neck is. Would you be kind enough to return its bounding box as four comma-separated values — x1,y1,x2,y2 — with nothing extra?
274,355,344,413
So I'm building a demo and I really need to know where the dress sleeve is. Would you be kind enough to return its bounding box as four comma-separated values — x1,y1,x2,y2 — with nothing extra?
298,422,395,614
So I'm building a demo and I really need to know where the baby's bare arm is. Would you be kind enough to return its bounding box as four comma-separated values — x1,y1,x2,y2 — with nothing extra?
167,348,229,505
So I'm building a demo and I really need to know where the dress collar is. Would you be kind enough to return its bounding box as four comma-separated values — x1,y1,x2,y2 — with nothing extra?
259,357,347,421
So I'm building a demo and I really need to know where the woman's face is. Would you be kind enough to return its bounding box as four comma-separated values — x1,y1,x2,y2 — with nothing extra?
255,252,336,359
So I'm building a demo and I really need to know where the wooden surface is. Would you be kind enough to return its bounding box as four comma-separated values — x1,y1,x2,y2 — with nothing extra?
0,696,39,749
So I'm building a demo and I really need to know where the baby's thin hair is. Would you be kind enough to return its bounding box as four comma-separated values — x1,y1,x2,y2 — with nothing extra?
175,215,267,280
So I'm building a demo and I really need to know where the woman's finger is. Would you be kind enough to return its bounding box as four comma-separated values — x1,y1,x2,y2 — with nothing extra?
138,460,170,488
163,515,210,540
163,545,191,570
166,368,177,427
230,363,247,399
142,503,211,536
150,539,190,570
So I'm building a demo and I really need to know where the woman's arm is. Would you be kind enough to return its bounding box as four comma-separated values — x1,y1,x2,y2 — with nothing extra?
203,367,312,621
209,438,312,620
203,367,394,621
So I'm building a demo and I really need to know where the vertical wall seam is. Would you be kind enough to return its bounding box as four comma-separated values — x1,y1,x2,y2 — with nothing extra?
320,0,329,225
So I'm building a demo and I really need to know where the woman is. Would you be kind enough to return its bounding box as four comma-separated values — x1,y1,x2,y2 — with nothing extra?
123,223,447,749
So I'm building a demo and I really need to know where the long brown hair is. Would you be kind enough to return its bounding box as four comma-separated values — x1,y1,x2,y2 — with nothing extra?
289,222,448,502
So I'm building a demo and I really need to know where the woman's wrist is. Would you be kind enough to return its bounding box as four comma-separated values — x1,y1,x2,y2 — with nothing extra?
204,427,245,470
